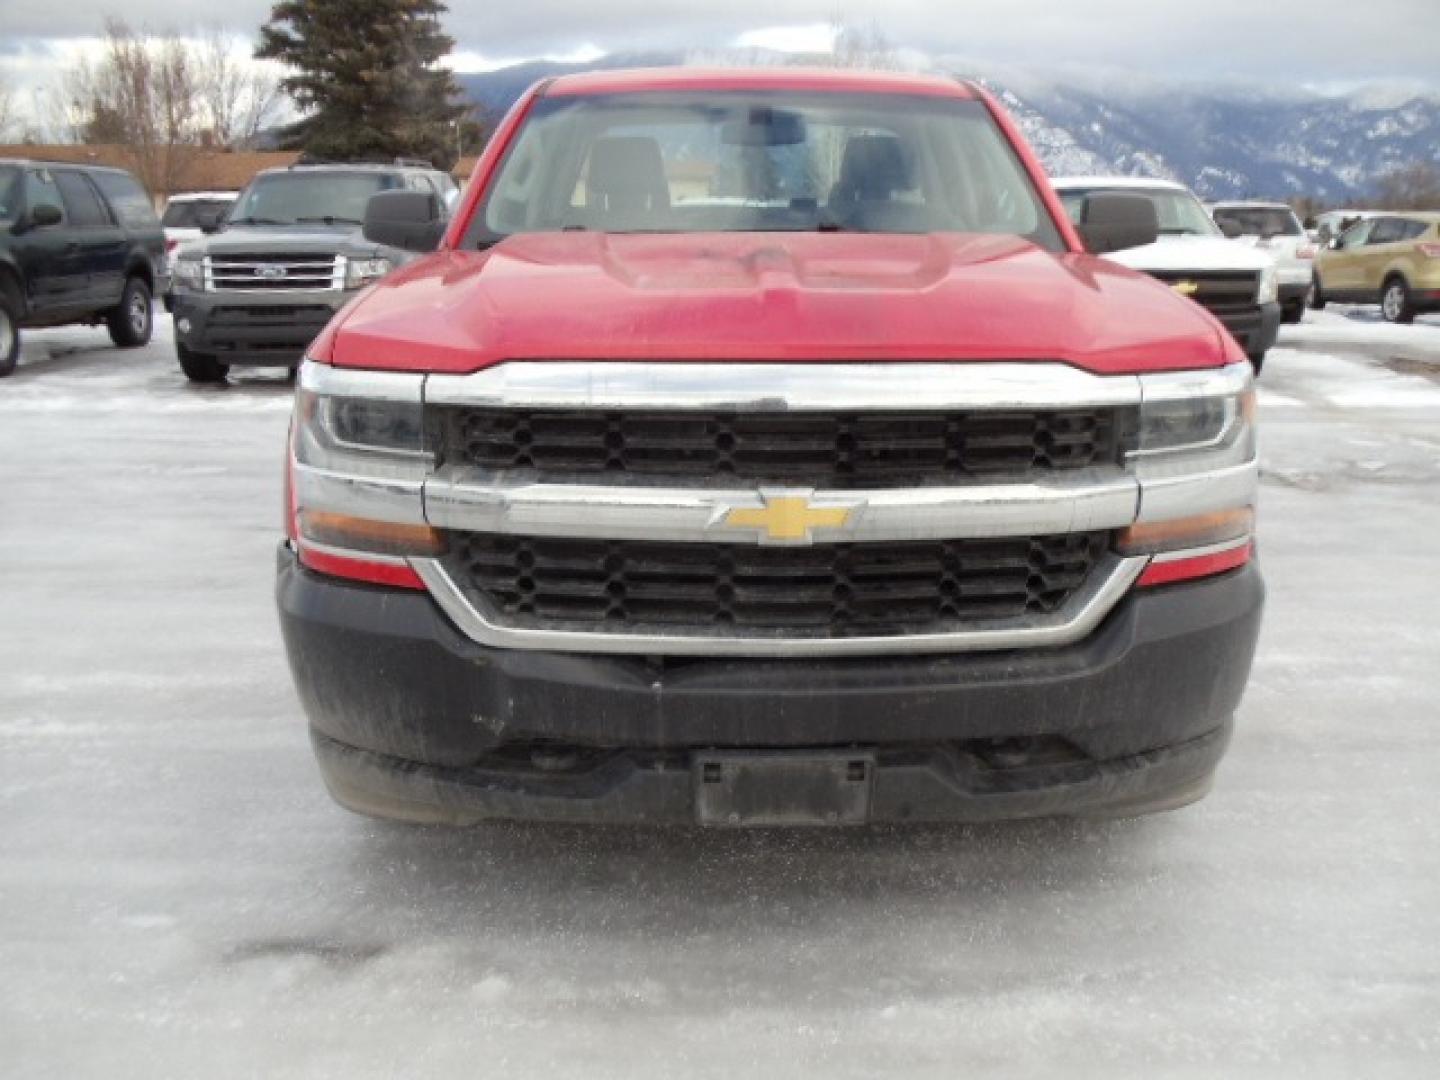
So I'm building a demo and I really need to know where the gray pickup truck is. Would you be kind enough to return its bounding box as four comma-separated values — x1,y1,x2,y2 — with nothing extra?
168,160,457,382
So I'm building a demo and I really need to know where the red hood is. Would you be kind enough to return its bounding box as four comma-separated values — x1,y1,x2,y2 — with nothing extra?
323,231,1236,374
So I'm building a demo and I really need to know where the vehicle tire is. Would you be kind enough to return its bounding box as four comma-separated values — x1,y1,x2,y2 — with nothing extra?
107,275,154,347
1248,351,1265,375
1281,301,1305,324
0,286,20,377
177,342,229,384
1380,276,1415,324
1308,274,1326,310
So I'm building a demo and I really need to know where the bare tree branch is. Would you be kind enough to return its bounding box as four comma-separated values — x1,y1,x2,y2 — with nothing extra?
0,77,15,141
1372,162,1440,211
829,18,900,71
39,22,290,193
198,31,284,149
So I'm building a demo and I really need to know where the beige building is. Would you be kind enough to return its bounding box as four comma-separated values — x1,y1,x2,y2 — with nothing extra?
0,144,303,206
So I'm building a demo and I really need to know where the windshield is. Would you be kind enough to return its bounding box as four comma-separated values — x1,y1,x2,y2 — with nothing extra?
0,166,20,225
467,92,1063,250
1212,205,1302,238
163,198,235,228
227,171,400,227
1059,186,1220,238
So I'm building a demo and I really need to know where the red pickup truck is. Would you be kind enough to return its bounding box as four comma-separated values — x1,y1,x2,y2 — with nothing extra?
277,68,1263,826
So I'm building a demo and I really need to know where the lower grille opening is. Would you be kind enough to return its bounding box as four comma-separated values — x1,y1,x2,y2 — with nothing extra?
477,740,623,776
447,531,1108,638
971,736,1089,772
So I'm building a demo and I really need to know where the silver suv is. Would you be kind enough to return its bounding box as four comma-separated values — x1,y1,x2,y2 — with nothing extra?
1208,201,1317,324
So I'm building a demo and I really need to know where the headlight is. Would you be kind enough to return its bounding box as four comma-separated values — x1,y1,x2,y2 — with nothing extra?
312,395,425,455
290,361,439,561
1120,363,1259,582
1131,362,1255,463
173,257,204,291
344,255,393,290
295,387,429,468
1135,393,1250,458
1256,264,1278,305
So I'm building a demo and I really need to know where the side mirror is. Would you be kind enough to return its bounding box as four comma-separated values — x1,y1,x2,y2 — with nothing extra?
363,191,444,253
1075,193,1159,255
1327,238,1341,251
25,203,63,230
1216,218,1244,239
196,209,223,234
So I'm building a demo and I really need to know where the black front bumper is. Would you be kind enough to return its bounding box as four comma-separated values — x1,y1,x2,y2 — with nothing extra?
1278,282,1310,307
277,546,1263,825
172,291,347,367
1211,300,1281,359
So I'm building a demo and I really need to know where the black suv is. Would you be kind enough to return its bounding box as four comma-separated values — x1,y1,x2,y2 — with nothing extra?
169,160,458,383
0,160,168,376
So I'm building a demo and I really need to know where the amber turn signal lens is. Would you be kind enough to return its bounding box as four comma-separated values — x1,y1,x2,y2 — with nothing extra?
1115,507,1254,556
298,511,446,557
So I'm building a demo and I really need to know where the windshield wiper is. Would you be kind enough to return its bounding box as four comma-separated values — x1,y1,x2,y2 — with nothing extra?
296,215,364,226
226,216,287,227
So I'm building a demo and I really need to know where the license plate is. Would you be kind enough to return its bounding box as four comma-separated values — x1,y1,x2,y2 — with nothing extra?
693,751,874,826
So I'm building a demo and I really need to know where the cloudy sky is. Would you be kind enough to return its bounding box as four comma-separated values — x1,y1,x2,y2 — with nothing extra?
4,0,1439,126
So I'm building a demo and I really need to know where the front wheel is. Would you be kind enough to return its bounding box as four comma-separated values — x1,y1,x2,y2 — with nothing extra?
1248,351,1265,375
177,343,229,384
1281,300,1305,324
1308,275,1327,310
0,289,19,377
107,276,154,347
1381,278,1415,324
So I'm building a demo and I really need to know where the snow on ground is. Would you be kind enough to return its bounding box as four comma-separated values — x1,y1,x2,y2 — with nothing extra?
2,314,1440,1078
1281,305,1440,353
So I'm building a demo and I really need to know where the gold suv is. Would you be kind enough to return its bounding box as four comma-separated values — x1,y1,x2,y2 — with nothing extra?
1311,212,1440,323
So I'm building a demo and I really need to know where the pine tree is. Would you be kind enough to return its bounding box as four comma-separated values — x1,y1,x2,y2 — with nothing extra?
256,0,469,168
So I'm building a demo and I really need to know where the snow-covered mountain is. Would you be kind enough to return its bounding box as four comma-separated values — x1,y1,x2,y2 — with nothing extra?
979,75,1439,202
458,55,1439,202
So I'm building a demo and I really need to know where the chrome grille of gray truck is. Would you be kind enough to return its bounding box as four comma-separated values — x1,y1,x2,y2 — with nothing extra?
205,253,343,291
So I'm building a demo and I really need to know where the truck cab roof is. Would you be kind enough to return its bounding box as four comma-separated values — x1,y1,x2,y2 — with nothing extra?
542,66,977,100
1050,176,1191,193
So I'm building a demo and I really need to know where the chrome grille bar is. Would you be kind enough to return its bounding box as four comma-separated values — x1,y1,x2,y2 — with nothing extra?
205,254,345,292
423,469,1139,544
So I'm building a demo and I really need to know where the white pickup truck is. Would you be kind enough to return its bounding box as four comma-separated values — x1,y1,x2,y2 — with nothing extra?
1052,177,1280,371
1208,200,1316,324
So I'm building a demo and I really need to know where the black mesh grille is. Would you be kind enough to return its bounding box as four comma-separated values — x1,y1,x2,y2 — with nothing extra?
1149,270,1261,337
449,532,1108,636
1148,269,1258,303
443,408,1123,486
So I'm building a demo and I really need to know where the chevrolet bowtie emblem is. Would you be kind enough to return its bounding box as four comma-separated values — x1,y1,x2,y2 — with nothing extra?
1171,280,1200,297
722,494,855,544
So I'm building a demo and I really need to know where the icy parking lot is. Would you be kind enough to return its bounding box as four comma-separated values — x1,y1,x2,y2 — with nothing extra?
2,310,1439,1078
